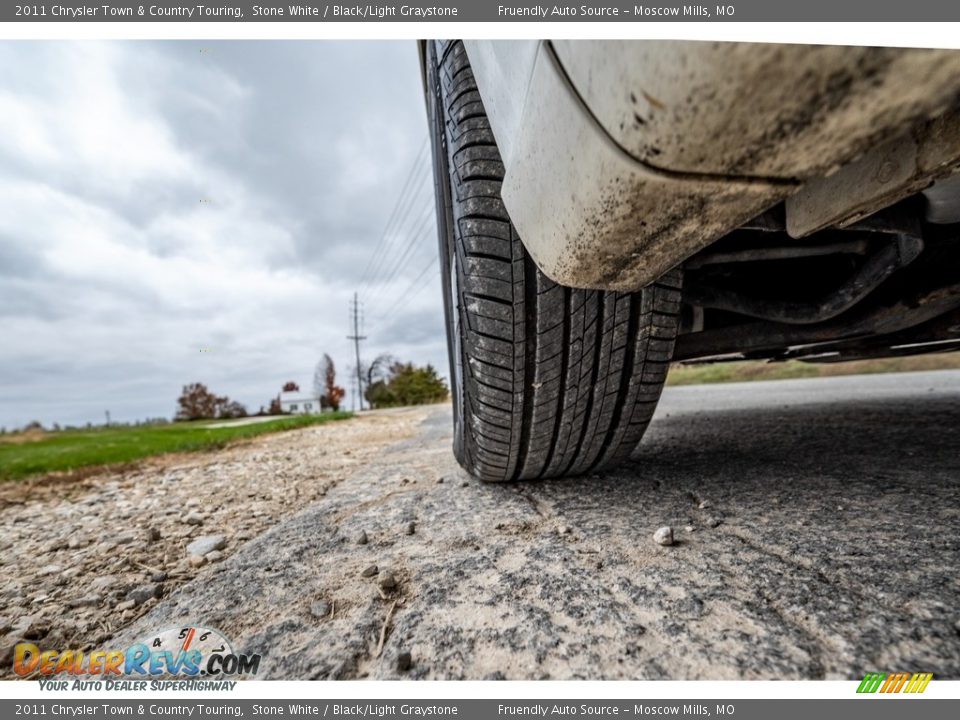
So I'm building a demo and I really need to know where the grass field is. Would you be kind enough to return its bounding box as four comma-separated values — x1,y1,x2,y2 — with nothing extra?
0,413,352,482
666,353,960,386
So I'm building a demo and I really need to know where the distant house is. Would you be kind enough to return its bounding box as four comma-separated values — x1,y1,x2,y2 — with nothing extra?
279,390,324,415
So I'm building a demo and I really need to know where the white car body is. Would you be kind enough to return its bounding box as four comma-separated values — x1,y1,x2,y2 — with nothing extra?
462,40,960,291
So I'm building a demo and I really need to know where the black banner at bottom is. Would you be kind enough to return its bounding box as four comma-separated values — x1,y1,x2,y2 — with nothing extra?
3,699,957,720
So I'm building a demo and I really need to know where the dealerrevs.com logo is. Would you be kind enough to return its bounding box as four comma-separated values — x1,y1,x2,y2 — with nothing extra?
14,626,260,690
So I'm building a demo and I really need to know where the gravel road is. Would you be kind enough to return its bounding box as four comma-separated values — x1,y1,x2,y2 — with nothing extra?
5,371,960,680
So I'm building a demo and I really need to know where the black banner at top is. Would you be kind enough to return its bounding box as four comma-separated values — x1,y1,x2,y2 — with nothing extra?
7,1,960,22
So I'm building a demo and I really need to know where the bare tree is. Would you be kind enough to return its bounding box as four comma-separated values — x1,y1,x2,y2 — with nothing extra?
366,353,394,387
316,354,345,411
362,353,394,408
313,359,326,404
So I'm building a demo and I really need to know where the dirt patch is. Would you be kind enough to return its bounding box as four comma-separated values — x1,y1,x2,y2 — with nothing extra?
0,406,431,676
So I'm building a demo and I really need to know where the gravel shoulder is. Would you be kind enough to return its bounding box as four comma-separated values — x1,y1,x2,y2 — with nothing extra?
0,407,428,675
4,371,960,680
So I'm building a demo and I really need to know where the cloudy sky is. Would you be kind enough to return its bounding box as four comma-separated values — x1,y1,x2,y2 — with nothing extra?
0,41,446,429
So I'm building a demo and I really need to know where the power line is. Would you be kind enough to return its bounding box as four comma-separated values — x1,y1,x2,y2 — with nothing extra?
374,259,441,330
367,256,441,332
360,172,433,297
358,137,427,286
358,138,430,292
363,205,436,309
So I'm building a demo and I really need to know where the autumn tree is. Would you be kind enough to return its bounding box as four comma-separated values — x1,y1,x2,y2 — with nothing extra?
282,381,300,392
175,383,229,421
314,354,345,411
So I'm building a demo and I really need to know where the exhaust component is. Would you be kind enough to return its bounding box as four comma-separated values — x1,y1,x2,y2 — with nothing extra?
685,238,871,268
675,277,960,361
685,235,924,325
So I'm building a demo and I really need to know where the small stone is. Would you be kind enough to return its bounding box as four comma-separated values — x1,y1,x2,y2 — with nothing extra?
145,527,162,542
310,601,331,619
404,522,415,536
396,651,412,673
205,551,223,562
461,481,469,488
706,516,723,528
356,530,368,546
684,526,695,533
67,537,86,549
48,539,69,552
361,564,378,578
653,526,674,546
378,571,397,590
115,599,136,611
150,571,168,583
126,584,163,606
67,594,101,608
114,533,136,545
186,535,225,556
559,525,571,535
38,564,62,576
698,500,712,509
184,512,204,526
91,575,118,591
188,555,207,568
436,477,444,484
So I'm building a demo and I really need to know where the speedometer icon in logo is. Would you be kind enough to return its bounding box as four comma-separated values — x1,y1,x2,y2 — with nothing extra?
150,626,233,663
140,625,233,676
132,624,262,677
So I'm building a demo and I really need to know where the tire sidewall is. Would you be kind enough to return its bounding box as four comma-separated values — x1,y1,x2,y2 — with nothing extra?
428,40,466,464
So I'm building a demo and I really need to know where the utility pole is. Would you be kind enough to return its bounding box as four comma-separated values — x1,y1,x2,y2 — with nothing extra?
347,292,367,411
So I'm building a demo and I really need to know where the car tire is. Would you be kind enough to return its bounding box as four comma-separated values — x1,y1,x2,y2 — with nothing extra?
427,40,682,482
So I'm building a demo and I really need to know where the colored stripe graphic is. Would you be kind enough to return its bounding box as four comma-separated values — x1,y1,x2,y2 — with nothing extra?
882,672,909,693
857,672,886,693
857,672,932,693
905,673,933,693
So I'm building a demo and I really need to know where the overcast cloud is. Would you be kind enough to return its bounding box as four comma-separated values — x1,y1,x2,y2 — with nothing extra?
0,41,446,429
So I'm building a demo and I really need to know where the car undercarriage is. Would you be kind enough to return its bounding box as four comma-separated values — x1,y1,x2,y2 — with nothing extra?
676,198,960,364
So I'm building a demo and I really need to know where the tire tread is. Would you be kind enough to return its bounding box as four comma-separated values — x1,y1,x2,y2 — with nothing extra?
434,40,681,481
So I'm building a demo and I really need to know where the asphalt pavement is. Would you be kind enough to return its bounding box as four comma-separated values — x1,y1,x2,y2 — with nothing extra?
118,370,960,680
